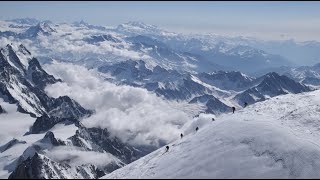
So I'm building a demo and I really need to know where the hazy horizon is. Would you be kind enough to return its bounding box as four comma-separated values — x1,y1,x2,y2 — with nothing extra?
1,1,320,42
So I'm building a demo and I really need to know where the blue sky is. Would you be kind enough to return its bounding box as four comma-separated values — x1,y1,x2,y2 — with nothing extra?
1,1,320,41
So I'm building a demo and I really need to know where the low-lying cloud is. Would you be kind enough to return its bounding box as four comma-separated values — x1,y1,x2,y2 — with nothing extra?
44,62,191,147
0,99,36,144
46,146,123,169
34,24,151,60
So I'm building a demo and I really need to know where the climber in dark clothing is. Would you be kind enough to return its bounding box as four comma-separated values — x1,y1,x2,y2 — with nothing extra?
0,104,3,114
212,118,215,121
180,133,183,139
196,127,199,131
232,107,236,113
165,145,169,152
244,102,248,108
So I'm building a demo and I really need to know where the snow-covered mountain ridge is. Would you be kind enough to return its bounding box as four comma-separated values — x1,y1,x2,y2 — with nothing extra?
103,89,320,179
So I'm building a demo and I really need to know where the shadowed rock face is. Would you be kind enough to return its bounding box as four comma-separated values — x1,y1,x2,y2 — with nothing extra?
0,139,27,153
29,115,77,134
23,22,57,38
27,57,62,90
0,44,92,134
40,131,66,146
69,127,150,164
67,126,156,173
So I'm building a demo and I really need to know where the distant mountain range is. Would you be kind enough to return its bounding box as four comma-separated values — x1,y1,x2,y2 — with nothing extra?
0,18,312,74
98,59,312,114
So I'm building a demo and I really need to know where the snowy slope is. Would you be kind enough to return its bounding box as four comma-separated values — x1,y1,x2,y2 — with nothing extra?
103,90,320,179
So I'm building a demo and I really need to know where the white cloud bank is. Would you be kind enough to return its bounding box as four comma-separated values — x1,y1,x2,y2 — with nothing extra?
44,61,191,147
46,146,123,169
0,99,36,144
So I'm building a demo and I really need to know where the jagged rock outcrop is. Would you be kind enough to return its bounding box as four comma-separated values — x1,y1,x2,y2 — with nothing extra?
0,44,92,132
8,153,105,179
0,139,27,153
69,127,147,164
29,115,77,134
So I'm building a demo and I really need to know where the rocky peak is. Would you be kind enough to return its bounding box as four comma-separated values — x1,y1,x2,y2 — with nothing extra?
8,153,105,179
40,131,66,146
18,44,31,56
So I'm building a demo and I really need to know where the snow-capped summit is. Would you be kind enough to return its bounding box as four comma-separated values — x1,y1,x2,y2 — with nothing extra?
0,43,60,88
40,131,66,146
24,22,56,38
0,44,89,118
1,44,28,74
73,20,88,27
18,44,31,56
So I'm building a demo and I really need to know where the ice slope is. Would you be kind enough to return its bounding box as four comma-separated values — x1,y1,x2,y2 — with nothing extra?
103,90,320,179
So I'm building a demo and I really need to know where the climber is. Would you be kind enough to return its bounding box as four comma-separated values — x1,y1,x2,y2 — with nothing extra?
212,117,215,121
196,127,199,131
165,145,169,152
180,133,183,139
0,104,3,114
244,102,248,108
232,107,236,114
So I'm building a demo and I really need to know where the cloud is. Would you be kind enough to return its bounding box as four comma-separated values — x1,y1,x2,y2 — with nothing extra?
46,146,123,169
0,99,36,144
0,37,11,48
33,24,150,61
44,61,191,147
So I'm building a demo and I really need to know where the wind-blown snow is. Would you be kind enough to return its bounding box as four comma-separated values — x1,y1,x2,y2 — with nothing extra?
103,90,320,179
